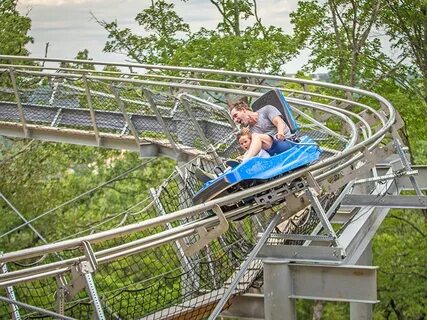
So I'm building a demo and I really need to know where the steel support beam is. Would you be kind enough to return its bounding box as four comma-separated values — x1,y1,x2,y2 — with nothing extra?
350,241,373,320
263,259,377,320
0,121,202,161
8,69,28,137
264,260,296,320
340,170,397,265
258,244,343,262
341,195,427,209
82,74,101,146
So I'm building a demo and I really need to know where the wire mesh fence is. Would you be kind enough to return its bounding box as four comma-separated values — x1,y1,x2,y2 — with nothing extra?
0,61,394,319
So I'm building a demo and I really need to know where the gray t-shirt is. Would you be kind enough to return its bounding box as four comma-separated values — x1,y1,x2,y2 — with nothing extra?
249,105,290,137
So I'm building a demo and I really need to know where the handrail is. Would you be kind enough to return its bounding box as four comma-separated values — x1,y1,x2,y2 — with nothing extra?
0,56,396,267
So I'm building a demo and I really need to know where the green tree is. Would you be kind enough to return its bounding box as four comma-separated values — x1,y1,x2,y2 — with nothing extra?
0,0,33,56
378,0,427,104
96,0,190,64
373,209,427,320
97,0,301,74
289,1,427,319
290,0,395,87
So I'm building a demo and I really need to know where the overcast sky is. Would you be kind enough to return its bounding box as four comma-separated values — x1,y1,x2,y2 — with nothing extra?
17,0,309,73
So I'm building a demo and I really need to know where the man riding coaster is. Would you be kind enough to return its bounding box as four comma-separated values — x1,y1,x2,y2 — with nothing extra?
195,99,294,183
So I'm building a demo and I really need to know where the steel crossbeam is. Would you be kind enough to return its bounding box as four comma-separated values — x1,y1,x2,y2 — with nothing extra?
0,55,411,320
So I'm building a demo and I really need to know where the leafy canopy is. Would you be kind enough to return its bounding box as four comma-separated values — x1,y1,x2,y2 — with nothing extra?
0,0,33,56
98,0,302,74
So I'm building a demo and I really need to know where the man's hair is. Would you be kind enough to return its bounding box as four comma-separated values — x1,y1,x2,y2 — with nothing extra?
236,127,251,140
228,99,250,112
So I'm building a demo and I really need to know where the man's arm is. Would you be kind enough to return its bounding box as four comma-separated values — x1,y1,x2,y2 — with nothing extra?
272,116,289,140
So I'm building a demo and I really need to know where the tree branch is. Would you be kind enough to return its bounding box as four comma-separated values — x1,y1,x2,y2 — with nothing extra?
389,213,426,237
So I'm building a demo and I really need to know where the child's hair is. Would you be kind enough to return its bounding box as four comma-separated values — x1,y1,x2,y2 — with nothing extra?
236,127,251,140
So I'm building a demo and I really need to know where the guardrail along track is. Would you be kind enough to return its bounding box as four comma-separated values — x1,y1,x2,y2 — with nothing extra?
0,55,402,319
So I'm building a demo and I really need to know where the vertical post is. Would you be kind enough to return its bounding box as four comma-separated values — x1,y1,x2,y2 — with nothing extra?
393,138,423,196
142,88,179,153
0,252,21,320
55,275,68,316
264,260,296,320
80,242,105,320
350,241,373,320
9,68,28,138
83,270,105,320
305,187,344,253
82,74,101,146
111,86,140,147
180,97,222,166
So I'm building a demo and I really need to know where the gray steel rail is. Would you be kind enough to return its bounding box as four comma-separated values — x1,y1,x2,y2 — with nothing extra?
0,56,399,320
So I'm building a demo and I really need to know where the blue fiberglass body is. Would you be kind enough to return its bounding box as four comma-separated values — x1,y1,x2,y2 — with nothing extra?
224,135,320,184
192,88,322,205
193,135,321,203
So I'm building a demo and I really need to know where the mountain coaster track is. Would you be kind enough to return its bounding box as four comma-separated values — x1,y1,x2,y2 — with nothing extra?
0,55,425,320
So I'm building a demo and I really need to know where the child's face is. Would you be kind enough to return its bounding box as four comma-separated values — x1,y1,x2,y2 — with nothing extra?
239,135,251,150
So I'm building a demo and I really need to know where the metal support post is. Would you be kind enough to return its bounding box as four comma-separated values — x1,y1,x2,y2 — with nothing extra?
48,82,59,106
71,260,105,320
83,269,105,320
111,86,140,147
350,241,373,320
180,97,222,166
1,253,21,320
304,181,355,247
305,188,344,256
264,260,296,320
207,212,282,320
8,68,28,137
142,88,179,153
55,275,68,316
82,74,101,146
68,242,105,320
393,138,423,196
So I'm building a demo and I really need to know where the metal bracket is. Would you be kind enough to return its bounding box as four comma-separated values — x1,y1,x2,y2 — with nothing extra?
65,241,98,299
255,178,308,206
67,260,105,319
179,205,229,257
67,264,88,299
305,187,345,257
392,138,422,196
82,241,98,272
324,144,394,193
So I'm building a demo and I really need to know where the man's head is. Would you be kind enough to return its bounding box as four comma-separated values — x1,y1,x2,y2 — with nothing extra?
229,100,252,126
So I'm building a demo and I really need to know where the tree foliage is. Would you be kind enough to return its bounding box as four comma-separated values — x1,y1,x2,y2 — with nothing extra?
97,0,301,73
374,209,427,320
0,0,32,56
378,0,427,104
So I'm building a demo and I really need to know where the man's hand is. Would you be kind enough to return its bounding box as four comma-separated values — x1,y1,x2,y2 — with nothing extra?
275,132,286,140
